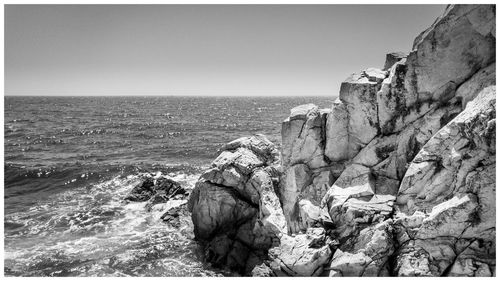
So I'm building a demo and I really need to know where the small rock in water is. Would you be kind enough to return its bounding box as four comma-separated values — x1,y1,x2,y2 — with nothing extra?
160,204,189,228
124,174,187,206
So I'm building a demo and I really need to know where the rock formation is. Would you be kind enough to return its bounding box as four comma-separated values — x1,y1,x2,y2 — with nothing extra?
125,173,189,207
188,4,495,277
188,134,287,274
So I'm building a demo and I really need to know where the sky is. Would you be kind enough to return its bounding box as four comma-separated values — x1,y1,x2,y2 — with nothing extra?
5,4,446,96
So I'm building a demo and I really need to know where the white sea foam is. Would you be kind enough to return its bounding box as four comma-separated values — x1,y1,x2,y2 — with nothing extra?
4,171,220,277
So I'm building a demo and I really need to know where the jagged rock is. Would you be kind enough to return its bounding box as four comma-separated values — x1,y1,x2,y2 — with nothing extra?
301,169,335,205
352,134,398,167
269,228,332,276
191,4,496,277
220,134,280,165
383,52,407,71
397,86,496,213
406,5,495,103
394,237,457,276
455,63,496,109
281,104,328,169
250,169,287,243
391,86,496,277
328,220,394,276
393,173,495,276
279,163,311,232
415,194,479,240
189,181,257,240
295,199,332,230
460,164,496,241
251,263,275,277
324,99,349,161
322,164,395,237
329,250,372,277
338,69,386,156
125,173,187,203
447,240,495,276
201,148,265,205
189,135,287,273
160,203,189,228
449,258,493,277
391,104,462,179
376,5,495,135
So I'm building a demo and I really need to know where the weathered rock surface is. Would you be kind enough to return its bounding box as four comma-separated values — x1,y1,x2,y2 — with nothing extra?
268,228,332,276
327,220,395,276
338,69,387,157
391,87,496,276
160,203,190,228
397,86,496,214
455,62,495,109
281,104,329,169
188,134,287,273
189,4,496,277
406,5,495,104
124,173,189,213
383,52,407,71
324,99,349,161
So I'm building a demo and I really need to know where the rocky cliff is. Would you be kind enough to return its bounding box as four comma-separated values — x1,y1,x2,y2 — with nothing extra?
188,4,496,277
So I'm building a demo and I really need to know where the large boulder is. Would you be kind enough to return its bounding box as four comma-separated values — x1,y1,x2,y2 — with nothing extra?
189,181,257,240
189,134,287,273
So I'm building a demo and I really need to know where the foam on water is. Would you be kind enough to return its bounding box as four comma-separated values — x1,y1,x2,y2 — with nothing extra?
4,96,334,276
4,171,227,277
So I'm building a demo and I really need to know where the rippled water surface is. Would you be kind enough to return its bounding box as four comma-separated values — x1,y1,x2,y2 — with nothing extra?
4,96,334,276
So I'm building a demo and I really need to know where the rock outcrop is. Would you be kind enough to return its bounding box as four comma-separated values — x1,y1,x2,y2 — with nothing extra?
188,134,287,274
189,4,495,277
124,173,188,208
392,86,496,276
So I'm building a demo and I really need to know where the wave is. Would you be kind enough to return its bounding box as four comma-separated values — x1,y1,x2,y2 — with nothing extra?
4,169,224,277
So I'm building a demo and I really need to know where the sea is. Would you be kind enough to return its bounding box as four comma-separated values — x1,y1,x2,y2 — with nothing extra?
4,95,334,277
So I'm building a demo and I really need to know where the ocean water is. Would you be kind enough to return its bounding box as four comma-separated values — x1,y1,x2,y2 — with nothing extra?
4,95,334,276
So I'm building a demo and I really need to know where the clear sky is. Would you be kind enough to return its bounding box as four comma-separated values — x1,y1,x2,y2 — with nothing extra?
5,4,446,96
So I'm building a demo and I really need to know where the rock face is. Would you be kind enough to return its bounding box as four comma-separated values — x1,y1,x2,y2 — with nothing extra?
188,134,287,274
189,4,495,277
392,86,496,277
277,3,495,277
268,228,332,276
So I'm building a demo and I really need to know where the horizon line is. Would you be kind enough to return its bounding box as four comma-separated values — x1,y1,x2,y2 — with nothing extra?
4,94,339,97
